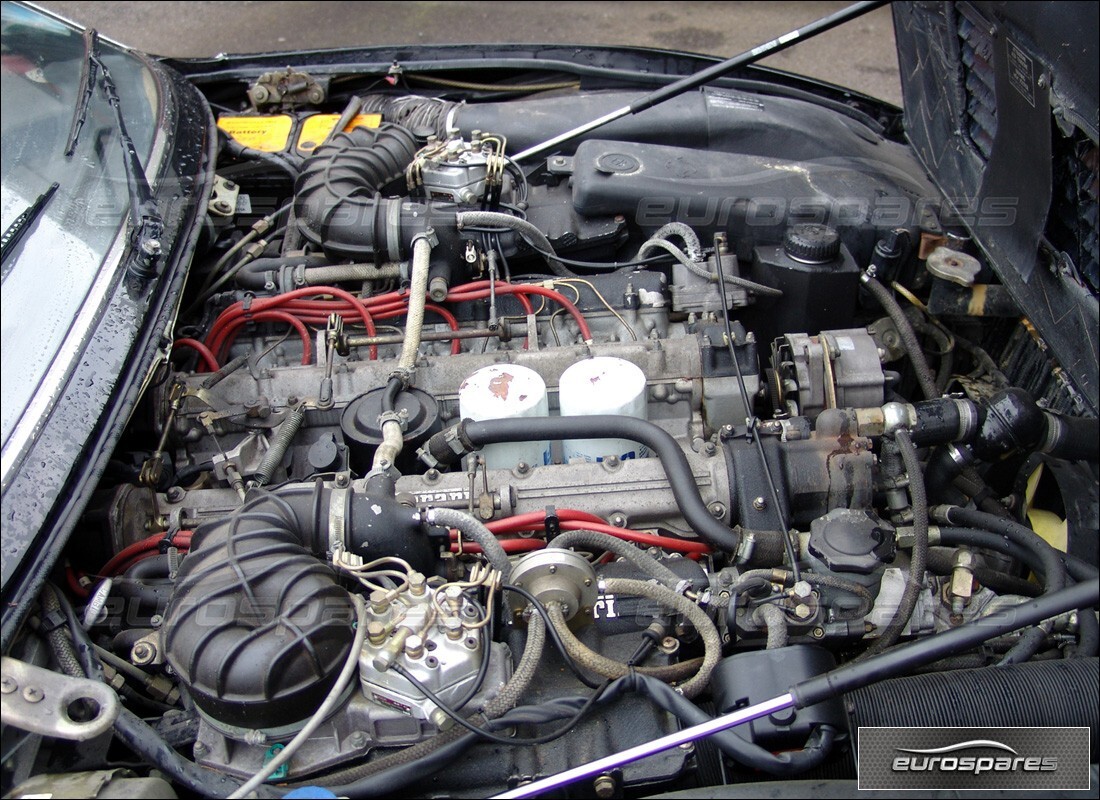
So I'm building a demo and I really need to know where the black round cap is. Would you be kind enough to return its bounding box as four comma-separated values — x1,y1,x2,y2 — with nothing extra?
340,387,441,471
783,224,842,264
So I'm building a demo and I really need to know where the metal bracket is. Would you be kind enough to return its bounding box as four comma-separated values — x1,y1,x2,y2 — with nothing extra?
1,657,119,741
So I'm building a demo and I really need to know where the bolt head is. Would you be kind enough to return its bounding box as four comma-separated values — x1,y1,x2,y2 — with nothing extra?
0,676,16,694
22,686,44,703
794,603,813,620
752,496,767,511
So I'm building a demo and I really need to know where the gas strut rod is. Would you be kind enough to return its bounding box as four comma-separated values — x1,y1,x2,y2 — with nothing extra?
493,577,1099,798
512,0,889,162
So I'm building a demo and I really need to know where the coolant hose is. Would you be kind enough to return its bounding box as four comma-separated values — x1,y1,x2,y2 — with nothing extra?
234,255,402,290
40,584,85,678
455,210,574,277
397,234,433,375
908,388,1098,463
860,429,927,658
373,234,433,471
754,603,790,649
424,415,741,553
549,529,683,589
547,578,722,699
861,273,938,399
428,507,512,581
1042,413,1100,462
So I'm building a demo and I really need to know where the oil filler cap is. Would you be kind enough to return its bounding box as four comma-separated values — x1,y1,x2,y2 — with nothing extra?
783,223,841,264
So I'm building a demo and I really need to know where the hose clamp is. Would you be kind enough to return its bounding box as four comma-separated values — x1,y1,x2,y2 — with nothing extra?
955,399,980,441
410,227,438,249
388,367,413,388
377,409,407,432
946,443,973,468
329,486,350,553
1040,413,1062,454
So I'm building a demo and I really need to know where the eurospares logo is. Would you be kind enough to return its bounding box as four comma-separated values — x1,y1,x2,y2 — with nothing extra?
858,727,1090,790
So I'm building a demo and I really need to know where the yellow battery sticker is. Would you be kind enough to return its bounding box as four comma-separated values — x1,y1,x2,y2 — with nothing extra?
217,115,293,153
296,113,382,152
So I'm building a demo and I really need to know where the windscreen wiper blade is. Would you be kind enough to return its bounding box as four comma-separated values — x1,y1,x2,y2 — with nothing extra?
64,29,98,157
0,182,59,281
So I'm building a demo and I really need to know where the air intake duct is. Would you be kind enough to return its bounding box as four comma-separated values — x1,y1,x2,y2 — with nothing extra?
846,658,1098,760
163,482,441,731
294,123,461,264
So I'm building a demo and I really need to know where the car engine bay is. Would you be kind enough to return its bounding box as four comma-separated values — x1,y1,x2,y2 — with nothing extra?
4,18,1099,797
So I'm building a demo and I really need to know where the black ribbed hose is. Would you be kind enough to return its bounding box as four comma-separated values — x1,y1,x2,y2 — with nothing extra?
846,658,1098,740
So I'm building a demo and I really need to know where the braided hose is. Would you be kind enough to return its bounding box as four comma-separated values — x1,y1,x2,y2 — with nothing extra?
547,578,722,699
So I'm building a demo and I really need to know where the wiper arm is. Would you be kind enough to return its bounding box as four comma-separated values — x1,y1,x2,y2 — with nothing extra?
0,183,59,281
67,28,163,277
93,49,164,276
64,29,98,157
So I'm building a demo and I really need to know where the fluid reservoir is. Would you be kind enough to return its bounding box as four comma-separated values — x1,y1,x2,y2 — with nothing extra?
559,357,650,462
459,364,550,469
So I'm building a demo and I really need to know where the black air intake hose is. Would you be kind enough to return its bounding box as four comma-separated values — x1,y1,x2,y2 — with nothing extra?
846,658,1098,759
909,388,1098,463
163,491,354,730
294,123,461,262
163,481,439,730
